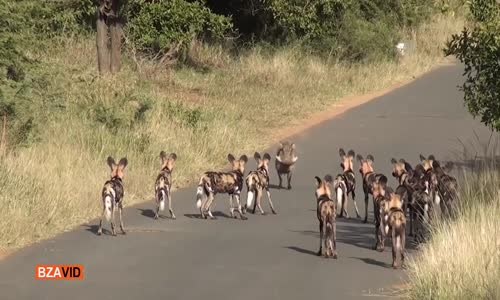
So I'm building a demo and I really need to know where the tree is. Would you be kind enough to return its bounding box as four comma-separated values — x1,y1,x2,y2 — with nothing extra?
445,0,500,131
96,0,123,74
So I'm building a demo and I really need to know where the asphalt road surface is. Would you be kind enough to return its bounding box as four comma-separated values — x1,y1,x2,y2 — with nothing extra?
0,64,494,300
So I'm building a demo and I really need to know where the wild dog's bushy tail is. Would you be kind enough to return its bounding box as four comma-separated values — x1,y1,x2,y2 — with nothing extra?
196,177,207,209
159,189,167,211
246,174,257,207
103,184,114,221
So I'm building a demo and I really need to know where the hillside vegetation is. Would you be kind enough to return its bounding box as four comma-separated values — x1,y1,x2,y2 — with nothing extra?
0,0,465,250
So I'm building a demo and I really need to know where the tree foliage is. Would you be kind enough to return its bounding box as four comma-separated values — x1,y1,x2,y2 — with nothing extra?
445,0,500,130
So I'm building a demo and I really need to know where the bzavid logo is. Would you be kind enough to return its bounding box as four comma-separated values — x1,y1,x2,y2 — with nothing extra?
35,265,84,280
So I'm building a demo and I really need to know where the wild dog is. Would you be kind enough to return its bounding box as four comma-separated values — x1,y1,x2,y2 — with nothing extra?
244,152,277,215
431,160,459,218
314,175,337,259
380,193,406,269
371,177,391,251
419,154,440,219
391,158,414,234
196,154,248,220
334,148,360,219
275,141,298,189
154,151,177,220
407,164,432,243
98,156,128,236
357,154,386,223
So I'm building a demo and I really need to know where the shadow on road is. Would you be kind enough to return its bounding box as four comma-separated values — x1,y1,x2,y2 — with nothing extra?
351,257,390,269
184,211,233,219
285,246,318,256
82,224,104,236
138,208,156,219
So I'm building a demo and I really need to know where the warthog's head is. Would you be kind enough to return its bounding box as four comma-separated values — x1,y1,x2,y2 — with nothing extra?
275,141,298,166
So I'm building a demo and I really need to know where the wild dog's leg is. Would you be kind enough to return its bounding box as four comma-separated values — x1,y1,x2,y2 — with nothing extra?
119,203,126,234
266,188,277,214
392,227,398,269
378,217,386,252
97,207,105,235
363,188,369,223
228,194,235,218
168,190,176,219
205,193,216,219
154,193,160,220
342,191,349,219
251,189,258,214
200,195,207,219
352,190,361,219
110,205,116,236
401,225,406,268
323,217,329,257
287,171,292,190
234,194,247,220
373,202,381,250
317,219,323,256
332,215,338,259
409,205,415,237
278,172,283,189
256,189,265,215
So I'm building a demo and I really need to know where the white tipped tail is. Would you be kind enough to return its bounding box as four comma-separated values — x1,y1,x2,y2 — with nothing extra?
196,186,203,208
434,193,441,205
336,187,343,208
159,190,166,211
104,196,112,221
247,191,254,208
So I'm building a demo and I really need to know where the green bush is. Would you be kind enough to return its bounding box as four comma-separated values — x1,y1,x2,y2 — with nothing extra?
445,0,500,131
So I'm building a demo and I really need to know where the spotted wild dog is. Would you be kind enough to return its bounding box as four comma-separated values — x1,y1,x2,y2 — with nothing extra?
370,177,392,251
357,154,386,223
154,151,178,220
275,141,298,189
314,175,337,259
334,148,360,219
419,154,440,219
407,164,432,243
380,192,406,269
98,156,128,236
196,154,248,220
390,158,414,234
244,152,277,215
431,159,459,218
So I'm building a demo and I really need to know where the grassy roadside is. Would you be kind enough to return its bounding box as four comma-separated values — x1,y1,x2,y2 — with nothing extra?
405,151,500,299
0,13,464,252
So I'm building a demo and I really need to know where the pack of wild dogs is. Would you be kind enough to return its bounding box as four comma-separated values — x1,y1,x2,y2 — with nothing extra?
97,142,459,269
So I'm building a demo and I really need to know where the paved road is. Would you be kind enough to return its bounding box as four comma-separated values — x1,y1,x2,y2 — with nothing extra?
0,64,493,300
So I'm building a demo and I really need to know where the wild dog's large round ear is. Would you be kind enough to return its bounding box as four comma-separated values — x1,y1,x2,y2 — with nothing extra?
169,153,177,161
347,150,355,158
239,155,248,163
107,156,116,169
278,141,284,148
324,174,333,185
253,152,261,162
160,151,167,163
263,153,271,162
356,154,363,162
379,175,388,187
227,154,236,163
339,148,346,158
314,176,322,187
367,155,374,164
391,158,397,164
428,154,436,161
118,158,128,169
419,154,426,162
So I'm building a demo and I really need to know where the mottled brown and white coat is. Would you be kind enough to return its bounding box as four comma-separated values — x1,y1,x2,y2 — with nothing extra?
357,154,386,223
196,154,248,220
98,156,128,236
154,151,177,220
334,148,360,218
244,152,276,215
315,175,337,259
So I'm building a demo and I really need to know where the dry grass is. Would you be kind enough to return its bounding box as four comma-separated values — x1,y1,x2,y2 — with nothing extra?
405,155,500,299
0,13,465,251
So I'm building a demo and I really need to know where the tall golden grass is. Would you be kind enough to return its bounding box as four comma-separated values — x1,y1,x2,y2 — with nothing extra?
406,137,500,299
0,13,465,251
